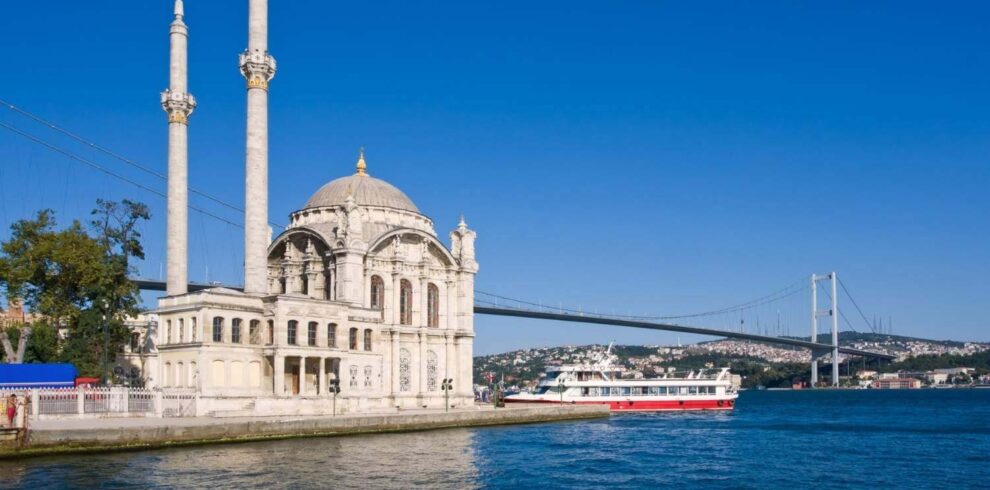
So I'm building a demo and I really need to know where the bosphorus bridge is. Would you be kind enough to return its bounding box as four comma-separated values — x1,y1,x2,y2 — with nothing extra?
133,272,896,387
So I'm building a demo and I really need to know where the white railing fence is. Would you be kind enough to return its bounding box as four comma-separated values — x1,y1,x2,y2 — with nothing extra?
162,390,197,418
0,387,200,419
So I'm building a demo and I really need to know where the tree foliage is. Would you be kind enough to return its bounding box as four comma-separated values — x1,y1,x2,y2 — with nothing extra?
0,201,149,378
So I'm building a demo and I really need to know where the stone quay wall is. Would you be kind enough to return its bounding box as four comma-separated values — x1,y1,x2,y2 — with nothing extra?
0,404,609,459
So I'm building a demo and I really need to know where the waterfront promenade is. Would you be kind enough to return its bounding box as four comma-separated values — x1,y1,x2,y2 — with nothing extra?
1,404,608,459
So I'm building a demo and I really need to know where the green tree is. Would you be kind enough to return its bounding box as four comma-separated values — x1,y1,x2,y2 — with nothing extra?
0,201,149,378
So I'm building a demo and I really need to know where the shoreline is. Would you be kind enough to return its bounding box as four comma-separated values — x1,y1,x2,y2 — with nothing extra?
0,404,608,460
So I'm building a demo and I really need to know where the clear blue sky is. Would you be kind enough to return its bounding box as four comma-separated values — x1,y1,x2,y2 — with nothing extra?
1,1,987,354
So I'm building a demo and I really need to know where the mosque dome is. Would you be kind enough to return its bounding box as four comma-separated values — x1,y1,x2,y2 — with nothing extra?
302,150,420,213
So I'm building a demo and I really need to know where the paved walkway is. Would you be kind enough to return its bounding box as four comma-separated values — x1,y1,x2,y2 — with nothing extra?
29,404,530,431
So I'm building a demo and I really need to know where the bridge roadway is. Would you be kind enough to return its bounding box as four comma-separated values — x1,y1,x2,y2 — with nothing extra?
474,306,894,360
131,279,894,360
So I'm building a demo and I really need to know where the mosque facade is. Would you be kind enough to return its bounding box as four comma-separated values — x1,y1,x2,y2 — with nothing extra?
144,0,477,415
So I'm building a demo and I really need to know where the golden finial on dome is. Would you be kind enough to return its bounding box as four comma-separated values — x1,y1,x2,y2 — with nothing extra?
356,147,368,176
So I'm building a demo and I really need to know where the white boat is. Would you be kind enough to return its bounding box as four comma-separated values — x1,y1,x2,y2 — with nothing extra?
504,344,739,412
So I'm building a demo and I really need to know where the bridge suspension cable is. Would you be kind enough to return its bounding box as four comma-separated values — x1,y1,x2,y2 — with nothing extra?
476,278,809,329
838,277,879,334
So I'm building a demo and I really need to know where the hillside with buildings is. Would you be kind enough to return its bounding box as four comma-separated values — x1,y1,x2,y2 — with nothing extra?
475,334,990,390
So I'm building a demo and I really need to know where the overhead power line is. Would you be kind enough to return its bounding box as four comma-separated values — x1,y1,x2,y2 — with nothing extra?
0,98,284,230
0,121,244,229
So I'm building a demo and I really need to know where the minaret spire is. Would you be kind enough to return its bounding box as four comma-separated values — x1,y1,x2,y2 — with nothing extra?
240,0,277,294
161,0,196,296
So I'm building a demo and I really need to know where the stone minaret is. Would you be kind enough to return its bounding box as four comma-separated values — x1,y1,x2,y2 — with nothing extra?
161,0,196,296
239,0,277,294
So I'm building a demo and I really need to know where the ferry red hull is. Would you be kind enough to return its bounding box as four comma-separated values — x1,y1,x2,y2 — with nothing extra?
504,398,736,412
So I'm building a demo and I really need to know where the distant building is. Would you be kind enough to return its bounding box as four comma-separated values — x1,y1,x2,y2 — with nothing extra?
933,368,975,376
872,378,921,389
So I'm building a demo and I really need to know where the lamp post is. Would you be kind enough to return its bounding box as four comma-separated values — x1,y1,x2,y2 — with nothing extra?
558,378,565,404
329,378,340,417
441,378,453,413
102,309,110,386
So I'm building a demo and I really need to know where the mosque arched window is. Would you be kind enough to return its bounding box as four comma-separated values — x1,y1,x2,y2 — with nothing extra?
287,320,298,345
363,329,372,351
232,318,242,344
267,320,274,345
328,323,338,348
349,327,359,350
249,320,260,344
427,350,438,392
370,276,385,314
399,349,412,392
400,279,413,325
166,320,172,345
427,283,440,328
212,317,224,343
308,322,318,346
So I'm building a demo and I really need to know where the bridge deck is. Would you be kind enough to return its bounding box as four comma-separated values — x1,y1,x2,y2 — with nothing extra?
473,306,895,360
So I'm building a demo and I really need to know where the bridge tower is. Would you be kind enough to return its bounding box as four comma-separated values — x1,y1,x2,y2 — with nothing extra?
810,272,840,387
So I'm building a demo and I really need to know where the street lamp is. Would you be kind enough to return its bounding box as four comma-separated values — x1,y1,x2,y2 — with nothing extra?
441,378,453,413
329,378,340,417
558,378,565,404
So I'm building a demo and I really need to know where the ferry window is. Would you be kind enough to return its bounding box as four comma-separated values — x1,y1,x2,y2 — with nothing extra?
582,387,590,396
621,387,631,396
546,372,560,381
649,386,660,396
588,387,599,397
689,386,698,395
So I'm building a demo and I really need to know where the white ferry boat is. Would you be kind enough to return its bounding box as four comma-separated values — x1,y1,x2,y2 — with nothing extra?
504,344,739,412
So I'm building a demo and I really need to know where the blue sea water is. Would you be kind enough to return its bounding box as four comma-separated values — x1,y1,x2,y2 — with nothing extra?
1,389,988,489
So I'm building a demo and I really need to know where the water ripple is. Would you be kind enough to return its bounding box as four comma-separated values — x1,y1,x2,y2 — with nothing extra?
1,390,989,489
